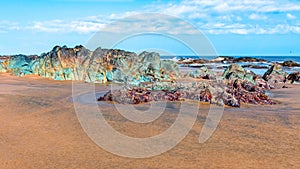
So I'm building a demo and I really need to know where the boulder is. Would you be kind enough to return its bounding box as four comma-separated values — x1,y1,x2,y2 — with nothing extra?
287,72,300,83
233,57,267,63
223,63,256,83
263,63,288,84
282,60,300,67
186,66,217,79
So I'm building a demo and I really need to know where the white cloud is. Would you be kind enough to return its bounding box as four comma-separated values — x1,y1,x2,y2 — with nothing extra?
287,13,296,19
0,20,20,33
249,13,268,20
3,0,300,35
29,19,106,34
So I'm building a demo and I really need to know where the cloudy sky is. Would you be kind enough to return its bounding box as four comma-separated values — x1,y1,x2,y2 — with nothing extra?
1,0,300,56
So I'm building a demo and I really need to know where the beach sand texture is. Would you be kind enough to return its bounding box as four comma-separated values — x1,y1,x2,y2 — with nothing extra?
0,73,299,169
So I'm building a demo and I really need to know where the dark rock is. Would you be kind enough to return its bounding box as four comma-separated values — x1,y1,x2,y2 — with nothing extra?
242,65,268,69
233,57,267,63
282,60,300,67
263,63,288,84
98,79,276,107
287,72,300,83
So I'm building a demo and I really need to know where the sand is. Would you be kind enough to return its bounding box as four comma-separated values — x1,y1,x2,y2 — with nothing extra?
0,72,299,169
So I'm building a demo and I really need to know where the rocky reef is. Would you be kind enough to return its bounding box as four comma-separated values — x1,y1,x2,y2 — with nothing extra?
99,67,276,107
177,56,267,66
1,45,300,107
99,60,300,107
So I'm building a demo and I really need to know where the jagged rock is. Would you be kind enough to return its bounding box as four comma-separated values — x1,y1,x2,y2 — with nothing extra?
1,46,180,84
186,66,217,79
263,63,288,84
98,79,275,107
282,60,300,67
6,55,37,76
226,79,275,106
160,60,180,81
223,63,256,83
287,72,300,83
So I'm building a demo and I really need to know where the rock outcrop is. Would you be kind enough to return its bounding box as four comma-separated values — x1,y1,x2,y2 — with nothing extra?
186,66,217,80
0,46,180,84
99,79,276,107
282,60,300,67
287,72,300,83
263,63,288,84
223,63,256,83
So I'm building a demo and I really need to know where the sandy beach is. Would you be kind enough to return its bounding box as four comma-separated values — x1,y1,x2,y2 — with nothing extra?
0,73,299,169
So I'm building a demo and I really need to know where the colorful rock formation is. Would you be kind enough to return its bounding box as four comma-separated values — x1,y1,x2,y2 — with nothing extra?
2,46,299,107
0,46,180,84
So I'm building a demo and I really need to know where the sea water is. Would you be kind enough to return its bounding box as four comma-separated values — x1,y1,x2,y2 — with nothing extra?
161,56,300,75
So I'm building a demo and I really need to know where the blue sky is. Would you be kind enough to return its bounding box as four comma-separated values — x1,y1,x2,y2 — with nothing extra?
1,0,300,56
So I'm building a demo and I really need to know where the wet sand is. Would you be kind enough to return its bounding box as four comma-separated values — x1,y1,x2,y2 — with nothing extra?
0,73,299,168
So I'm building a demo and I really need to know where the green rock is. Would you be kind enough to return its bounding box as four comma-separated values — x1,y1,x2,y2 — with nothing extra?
223,63,255,83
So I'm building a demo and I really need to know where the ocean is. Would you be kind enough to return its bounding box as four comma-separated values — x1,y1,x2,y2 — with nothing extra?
161,55,300,75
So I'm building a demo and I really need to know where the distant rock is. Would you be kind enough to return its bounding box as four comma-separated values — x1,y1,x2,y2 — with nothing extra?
241,65,268,69
233,57,267,63
186,66,217,80
177,58,208,65
282,60,300,67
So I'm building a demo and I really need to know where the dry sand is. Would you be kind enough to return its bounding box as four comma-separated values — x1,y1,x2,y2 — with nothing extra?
0,72,299,169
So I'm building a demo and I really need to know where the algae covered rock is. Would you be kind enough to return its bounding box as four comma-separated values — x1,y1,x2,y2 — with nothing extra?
7,55,37,76
1,45,180,84
223,63,256,83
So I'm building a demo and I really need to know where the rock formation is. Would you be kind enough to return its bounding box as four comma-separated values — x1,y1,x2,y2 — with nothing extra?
186,66,217,80
0,46,180,84
282,60,300,67
223,63,256,83
263,63,288,84
287,72,300,83
2,46,297,107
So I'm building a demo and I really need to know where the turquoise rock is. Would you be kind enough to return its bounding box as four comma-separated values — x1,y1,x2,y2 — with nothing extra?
106,70,113,82
1,45,181,85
